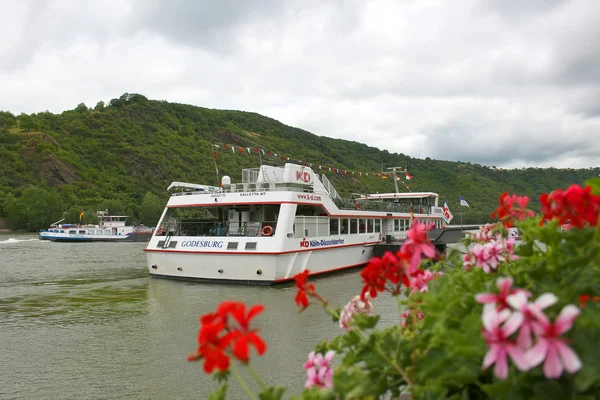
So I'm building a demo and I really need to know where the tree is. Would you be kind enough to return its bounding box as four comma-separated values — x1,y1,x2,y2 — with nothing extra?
2,187,63,231
75,103,88,113
19,113,36,131
139,192,165,226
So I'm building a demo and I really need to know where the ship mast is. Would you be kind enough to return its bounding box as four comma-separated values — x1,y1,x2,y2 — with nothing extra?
387,167,407,194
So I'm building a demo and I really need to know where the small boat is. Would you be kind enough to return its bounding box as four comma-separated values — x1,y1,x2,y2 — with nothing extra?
39,211,153,242
144,163,446,284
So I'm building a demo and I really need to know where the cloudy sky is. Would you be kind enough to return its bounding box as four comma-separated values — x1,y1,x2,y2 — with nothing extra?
1,0,599,169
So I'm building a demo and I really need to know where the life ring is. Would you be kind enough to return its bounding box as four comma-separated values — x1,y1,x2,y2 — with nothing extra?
261,225,273,236
156,227,164,236
355,202,360,210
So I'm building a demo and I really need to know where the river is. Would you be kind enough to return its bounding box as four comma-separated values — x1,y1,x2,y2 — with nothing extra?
0,233,399,399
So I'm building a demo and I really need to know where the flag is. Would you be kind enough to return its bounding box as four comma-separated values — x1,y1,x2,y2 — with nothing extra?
442,199,453,224
459,195,469,207
79,209,84,222
405,172,413,180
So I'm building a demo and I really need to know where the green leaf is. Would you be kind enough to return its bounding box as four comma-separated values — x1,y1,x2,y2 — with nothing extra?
352,313,380,330
207,383,227,400
258,386,286,400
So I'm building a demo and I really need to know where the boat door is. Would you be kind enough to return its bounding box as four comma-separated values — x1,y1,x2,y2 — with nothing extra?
112,227,117,235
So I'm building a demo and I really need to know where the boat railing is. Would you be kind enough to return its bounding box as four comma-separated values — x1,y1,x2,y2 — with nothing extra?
321,174,340,200
334,198,433,214
170,182,330,196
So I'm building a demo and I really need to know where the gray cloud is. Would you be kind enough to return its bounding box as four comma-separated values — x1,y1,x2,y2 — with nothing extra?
0,0,599,169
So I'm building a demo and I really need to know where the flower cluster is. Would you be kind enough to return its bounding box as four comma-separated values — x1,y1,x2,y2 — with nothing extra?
360,219,439,300
187,300,267,373
339,294,374,331
303,351,335,389
469,223,497,242
540,184,600,228
463,236,518,273
491,192,535,227
477,277,582,379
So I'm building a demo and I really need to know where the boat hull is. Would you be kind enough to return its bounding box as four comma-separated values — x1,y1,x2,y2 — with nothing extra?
39,231,152,242
145,243,376,285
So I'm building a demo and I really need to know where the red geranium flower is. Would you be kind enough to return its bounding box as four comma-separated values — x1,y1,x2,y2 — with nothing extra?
228,303,267,363
294,270,315,309
540,184,600,228
360,257,386,300
188,300,267,372
491,192,534,227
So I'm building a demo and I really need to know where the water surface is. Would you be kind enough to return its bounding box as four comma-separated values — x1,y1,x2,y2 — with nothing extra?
0,233,398,399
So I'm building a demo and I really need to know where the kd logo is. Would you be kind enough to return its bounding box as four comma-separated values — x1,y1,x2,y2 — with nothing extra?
296,171,311,183
300,239,310,248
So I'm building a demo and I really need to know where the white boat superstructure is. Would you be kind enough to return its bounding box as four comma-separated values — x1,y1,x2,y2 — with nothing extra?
144,163,445,284
39,211,153,242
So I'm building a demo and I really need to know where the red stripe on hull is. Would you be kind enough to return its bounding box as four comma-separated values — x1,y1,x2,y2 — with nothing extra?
143,240,382,255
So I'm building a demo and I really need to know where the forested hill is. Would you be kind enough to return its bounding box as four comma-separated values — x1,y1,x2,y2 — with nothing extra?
1,93,598,230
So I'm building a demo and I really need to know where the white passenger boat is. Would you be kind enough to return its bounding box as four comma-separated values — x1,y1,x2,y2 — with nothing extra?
39,211,153,242
144,163,445,284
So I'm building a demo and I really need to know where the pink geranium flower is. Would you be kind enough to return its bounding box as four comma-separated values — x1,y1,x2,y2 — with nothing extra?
304,350,335,389
485,241,506,271
476,277,531,311
409,269,443,294
471,243,492,272
339,294,374,331
525,304,582,379
503,238,519,261
506,291,557,349
481,304,529,379
401,219,436,272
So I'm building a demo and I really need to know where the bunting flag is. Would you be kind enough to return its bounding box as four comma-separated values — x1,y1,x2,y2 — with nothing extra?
210,142,415,182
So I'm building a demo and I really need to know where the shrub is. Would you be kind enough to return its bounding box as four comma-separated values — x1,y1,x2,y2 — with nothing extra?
188,179,600,399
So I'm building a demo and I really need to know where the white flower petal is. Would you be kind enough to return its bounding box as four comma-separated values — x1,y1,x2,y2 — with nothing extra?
534,293,558,310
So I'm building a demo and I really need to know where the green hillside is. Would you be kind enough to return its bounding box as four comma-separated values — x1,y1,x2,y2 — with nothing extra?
1,93,598,231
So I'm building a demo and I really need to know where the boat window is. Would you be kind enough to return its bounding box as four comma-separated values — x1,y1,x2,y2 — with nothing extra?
329,219,339,235
358,219,366,233
367,219,374,233
294,216,328,238
394,219,399,230
350,219,357,234
340,219,349,235
374,219,381,233
158,205,281,237
295,205,327,216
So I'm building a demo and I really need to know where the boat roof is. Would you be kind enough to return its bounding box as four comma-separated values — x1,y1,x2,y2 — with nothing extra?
358,192,439,199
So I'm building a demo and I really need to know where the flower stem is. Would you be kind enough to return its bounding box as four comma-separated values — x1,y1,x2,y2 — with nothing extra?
246,364,267,391
230,362,257,400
